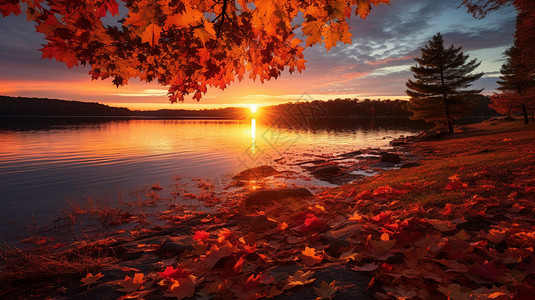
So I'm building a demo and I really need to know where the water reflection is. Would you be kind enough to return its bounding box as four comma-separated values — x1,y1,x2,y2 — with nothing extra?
251,118,256,153
0,117,428,240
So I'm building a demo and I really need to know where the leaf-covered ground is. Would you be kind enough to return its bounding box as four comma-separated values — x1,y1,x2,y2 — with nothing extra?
1,119,534,299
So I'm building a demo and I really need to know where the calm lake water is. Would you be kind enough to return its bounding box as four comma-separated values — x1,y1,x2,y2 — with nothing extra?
0,116,428,240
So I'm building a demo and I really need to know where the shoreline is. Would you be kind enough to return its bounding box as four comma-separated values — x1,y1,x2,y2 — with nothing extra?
1,118,534,299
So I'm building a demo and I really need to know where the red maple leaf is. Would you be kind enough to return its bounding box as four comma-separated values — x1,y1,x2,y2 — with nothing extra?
470,260,507,280
158,266,190,280
193,230,210,243
303,214,325,231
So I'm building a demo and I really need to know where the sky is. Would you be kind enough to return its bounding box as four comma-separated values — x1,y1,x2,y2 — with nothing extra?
0,0,516,110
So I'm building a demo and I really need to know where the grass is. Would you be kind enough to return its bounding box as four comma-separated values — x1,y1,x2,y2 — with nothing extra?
338,119,534,207
0,242,116,298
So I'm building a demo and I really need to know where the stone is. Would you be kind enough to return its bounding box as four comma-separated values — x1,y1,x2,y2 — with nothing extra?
158,236,195,257
400,162,420,168
273,264,373,299
390,140,408,146
232,165,279,180
311,165,344,176
244,188,313,206
380,153,401,164
338,150,363,158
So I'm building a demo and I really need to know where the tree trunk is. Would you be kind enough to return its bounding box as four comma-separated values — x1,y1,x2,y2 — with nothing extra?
522,103,529,124
444,99,454,133
439,64,453,134
531,100,534,128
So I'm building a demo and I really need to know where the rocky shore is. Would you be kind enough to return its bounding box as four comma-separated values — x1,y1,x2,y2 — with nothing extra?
2,119,534,299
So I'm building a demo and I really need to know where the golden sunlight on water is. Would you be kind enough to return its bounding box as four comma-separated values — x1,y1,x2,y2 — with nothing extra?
0,117,419,238
251,118,256,152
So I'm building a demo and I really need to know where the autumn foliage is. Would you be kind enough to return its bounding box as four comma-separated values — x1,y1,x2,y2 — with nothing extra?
0,0,389,102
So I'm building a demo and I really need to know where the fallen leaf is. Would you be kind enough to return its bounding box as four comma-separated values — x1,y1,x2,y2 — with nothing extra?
118,273,145,293
283,270,315,290
314,281,338,299
163,275,199,299
81,272,104,286
158,266,190,280
301,246,323,266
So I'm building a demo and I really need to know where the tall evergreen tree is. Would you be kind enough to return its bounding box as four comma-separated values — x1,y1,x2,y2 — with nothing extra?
490,45,534,122
406,33,484,133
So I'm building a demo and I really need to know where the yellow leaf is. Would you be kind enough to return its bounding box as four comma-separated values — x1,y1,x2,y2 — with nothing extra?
140,23,162,47
81,272,104,286
283,270,316,290
314,281,338,299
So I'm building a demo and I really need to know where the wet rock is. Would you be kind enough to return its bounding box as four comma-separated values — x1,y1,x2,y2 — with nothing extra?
311,165,344,176
247,214,278,232
322,224,361,256
338,150,363,158
244,188,313,206
380,153,401,164
400,162,420,168
273,264,373,300
391,140,409,146
233,165,279,180
158,236,195,257
295,159,327,166
371,161,398,169
355,154,381,160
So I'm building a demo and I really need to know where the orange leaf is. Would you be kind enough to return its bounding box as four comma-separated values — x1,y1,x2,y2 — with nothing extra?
81,272,104,286
314,281,338,299
283,270,315,290
163,275,200,299
140,23,162,47
301,246,323,266
118,273,145,293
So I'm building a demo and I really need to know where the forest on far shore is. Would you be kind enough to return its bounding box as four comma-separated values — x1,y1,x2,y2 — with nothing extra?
0,95,498,119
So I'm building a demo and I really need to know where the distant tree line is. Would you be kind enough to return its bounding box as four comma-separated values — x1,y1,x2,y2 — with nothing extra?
262,97,496,120
0,96,130,116
0,95,497,119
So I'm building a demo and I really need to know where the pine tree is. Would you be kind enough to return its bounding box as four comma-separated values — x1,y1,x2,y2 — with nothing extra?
406,33,484,133
490,46,533,121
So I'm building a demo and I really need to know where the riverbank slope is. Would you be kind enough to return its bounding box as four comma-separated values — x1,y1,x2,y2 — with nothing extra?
1,118,534,299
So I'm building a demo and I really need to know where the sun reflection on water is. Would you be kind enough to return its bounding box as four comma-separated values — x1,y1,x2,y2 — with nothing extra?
251,118,256,153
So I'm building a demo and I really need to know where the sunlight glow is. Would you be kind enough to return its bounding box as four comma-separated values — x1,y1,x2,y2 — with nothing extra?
250,104,258,113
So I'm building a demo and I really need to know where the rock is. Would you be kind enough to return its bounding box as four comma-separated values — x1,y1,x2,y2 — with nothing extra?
380,153,401,164
371,161,398,169
338,150,363,158
390,140,408,146
295,159,327,166
158,236,195,257
247,214,278,232
400,162,420,168
273,264,373,300
311,165,344,176
244,188,313,206
233,165,279,180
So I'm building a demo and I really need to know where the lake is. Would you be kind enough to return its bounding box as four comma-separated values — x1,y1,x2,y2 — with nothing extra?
0,116,428,241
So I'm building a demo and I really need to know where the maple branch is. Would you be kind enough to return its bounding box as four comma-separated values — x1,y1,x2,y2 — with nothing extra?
223,11,257,45
216,0,228,38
